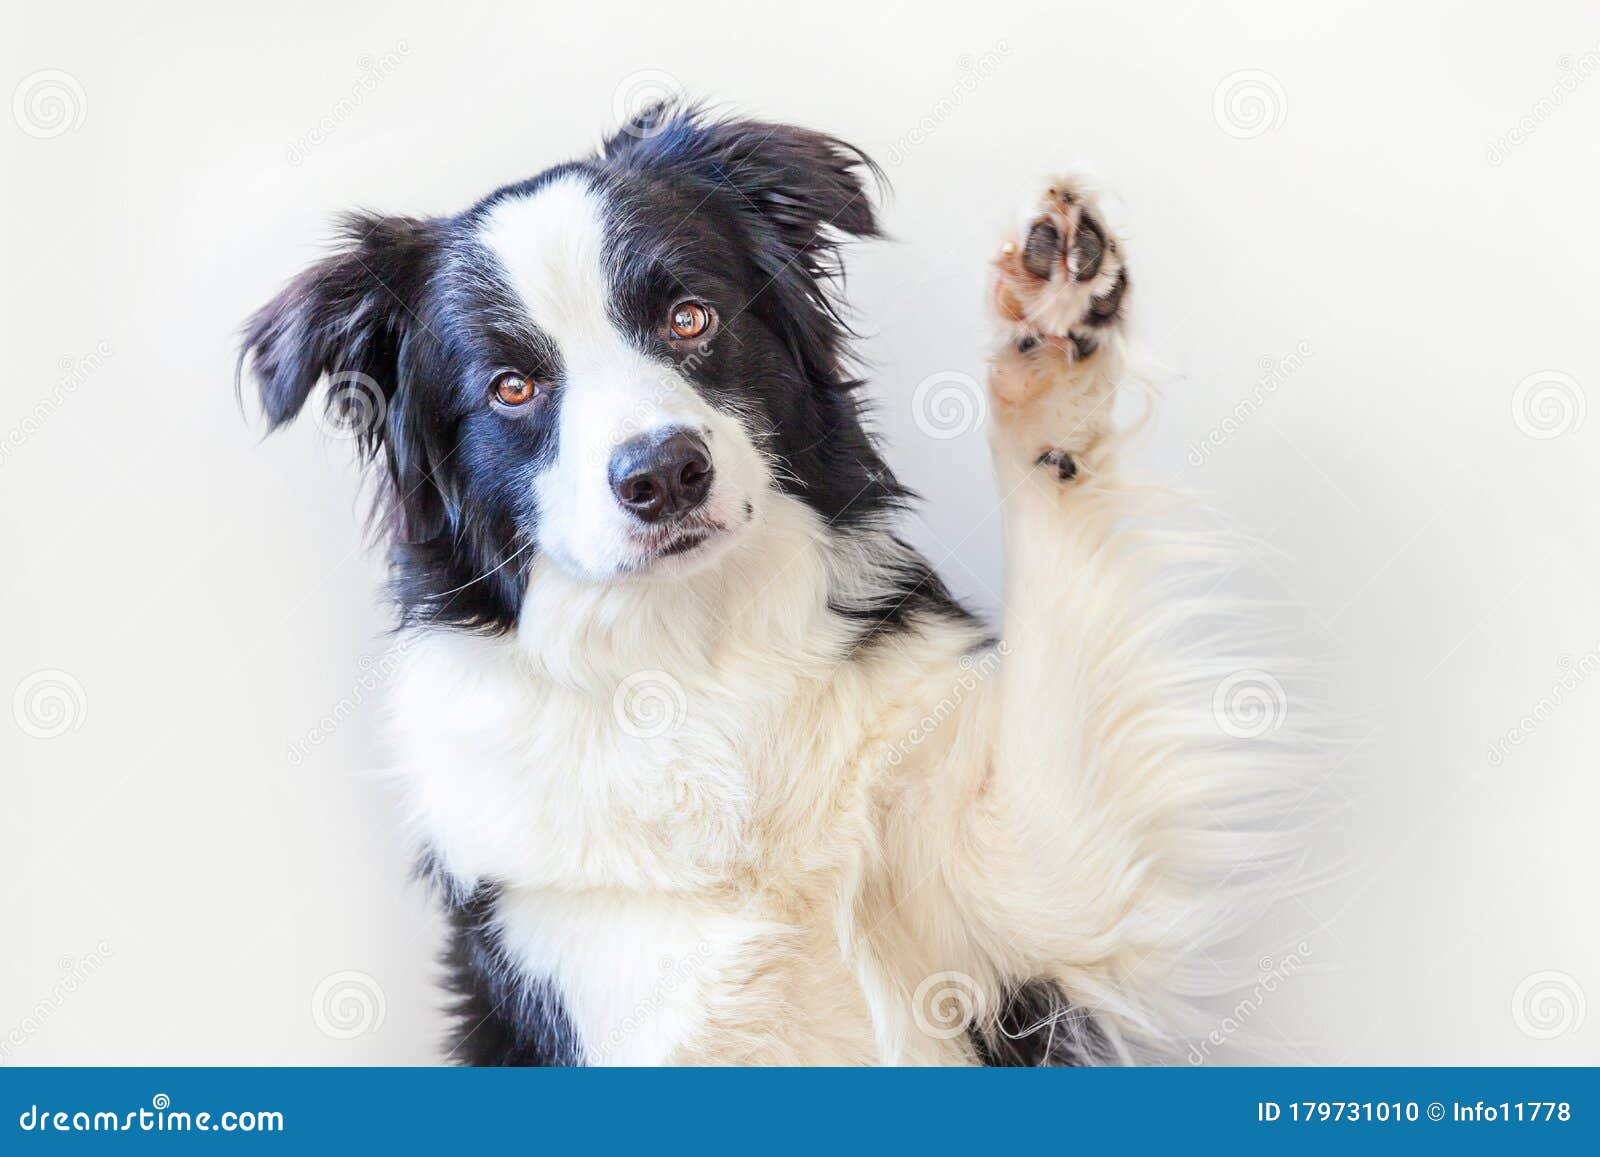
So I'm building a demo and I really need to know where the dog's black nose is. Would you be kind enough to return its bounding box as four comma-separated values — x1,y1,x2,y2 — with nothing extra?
608,429,713,522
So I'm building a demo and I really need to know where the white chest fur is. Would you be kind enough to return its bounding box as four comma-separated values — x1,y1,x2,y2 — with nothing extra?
387,624,762,893
383,502,985,1062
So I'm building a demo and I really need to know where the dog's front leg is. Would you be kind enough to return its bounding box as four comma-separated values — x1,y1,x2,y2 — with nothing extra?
986,177,1136,796
962,179,1182,1057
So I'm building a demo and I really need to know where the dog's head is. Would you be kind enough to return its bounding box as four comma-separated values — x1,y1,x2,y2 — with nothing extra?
241,105,904,631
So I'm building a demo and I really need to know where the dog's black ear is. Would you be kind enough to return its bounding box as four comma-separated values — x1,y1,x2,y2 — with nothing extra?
238,213,438,456
603,102,883,273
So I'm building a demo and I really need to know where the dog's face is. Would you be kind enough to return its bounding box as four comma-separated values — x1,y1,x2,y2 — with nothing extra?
242,108,905,631
447,170,774,584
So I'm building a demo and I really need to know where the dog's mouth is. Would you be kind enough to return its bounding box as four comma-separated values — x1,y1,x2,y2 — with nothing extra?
625,519,726,570
656,530,710,557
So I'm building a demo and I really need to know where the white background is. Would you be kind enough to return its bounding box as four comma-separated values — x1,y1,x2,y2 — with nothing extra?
4,0,1598,1064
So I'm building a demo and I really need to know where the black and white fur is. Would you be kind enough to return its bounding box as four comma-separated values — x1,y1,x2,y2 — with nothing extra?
241,105,1292,1065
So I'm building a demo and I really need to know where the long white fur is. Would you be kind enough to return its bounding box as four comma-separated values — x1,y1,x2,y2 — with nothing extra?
384,174,1299,1065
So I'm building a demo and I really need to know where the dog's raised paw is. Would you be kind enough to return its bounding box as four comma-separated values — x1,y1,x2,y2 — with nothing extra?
993,177,1129,345
986,177,1133,480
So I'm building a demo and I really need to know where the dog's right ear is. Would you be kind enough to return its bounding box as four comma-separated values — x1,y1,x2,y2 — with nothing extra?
238,213,437,454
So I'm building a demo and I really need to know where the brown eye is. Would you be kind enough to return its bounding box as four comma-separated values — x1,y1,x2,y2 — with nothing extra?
669,300,712,340
492,373,537,407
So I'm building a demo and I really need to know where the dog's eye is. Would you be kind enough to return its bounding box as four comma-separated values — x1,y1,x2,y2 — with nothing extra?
491,372,539,407
668,300,713,341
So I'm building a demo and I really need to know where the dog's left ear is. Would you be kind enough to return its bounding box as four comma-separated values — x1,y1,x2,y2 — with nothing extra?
238,213,438,457
603,103,883,275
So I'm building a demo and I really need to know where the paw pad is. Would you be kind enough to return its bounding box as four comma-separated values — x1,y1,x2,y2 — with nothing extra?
1022,220,1062,279
1069,216,1105,282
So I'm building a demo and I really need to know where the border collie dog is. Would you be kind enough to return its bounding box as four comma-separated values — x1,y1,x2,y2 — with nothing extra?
241,104,1290,1065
